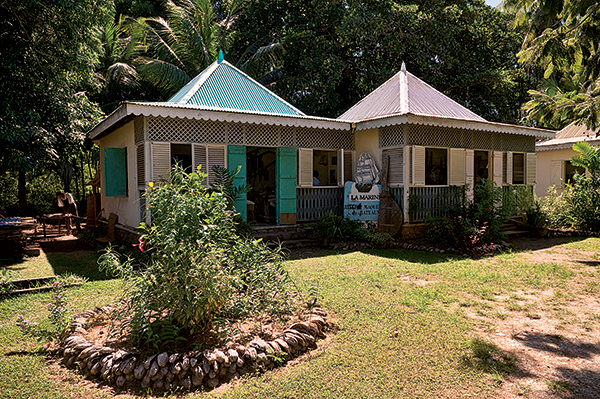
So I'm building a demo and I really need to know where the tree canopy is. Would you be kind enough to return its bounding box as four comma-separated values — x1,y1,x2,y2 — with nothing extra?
505,0,600,130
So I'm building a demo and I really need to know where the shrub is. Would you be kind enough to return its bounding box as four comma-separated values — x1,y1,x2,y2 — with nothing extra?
539,186,572,229
312,212,362,244
98,165,292,349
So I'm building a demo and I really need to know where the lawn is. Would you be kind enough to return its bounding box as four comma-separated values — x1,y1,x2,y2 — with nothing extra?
1,237,599,398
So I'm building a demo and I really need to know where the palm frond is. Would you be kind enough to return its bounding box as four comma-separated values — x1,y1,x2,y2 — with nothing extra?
137,59,191,98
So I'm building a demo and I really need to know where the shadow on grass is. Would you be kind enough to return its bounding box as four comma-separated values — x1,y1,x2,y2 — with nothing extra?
45,251,111,282
508,236,588,253
556,367,600,399
461,337,525,378
515,332,600,359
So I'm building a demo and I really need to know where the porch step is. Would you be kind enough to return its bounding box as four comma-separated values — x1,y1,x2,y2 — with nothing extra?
265,238,319,250
253,224,311,241
504,230,529,239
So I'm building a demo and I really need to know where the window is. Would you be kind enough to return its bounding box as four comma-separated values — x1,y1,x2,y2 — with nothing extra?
171,143,192,172
104,147,127,196
565,161,585,184
425,148,447,185
512,153,525,184
313,150,338,186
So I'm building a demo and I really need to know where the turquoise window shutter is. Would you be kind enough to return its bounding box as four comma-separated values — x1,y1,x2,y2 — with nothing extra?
227,145,247,221
276,147,297,224
104,147,128,197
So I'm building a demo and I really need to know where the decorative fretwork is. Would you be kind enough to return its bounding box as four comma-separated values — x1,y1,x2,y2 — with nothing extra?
134,117,144,143
146,116,353,149
379,125,406,148
406,123,534,152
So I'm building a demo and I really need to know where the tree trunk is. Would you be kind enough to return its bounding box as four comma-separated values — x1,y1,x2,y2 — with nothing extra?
18,170,27,215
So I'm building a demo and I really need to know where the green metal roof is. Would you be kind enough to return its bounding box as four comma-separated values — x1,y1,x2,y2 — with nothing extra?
167,60,305,116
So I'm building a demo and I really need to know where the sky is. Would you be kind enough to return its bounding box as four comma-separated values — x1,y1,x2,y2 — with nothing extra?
485,0,503,7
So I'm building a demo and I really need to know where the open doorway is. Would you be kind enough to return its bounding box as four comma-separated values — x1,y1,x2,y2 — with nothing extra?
474,150,489,186
246,147,276,224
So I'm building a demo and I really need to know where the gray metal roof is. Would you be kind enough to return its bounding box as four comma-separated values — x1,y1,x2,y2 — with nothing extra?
338,63,487,123
536,122,600,151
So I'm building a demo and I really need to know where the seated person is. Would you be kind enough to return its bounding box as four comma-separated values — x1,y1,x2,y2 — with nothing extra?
313,170,321,186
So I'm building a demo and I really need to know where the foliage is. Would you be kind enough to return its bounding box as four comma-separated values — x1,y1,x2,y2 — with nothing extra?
525,199,549,229
134,0,282,99
312,212,394,247
312,212,362,244
98,165,292,348
425,180,527,255
539,186,572,229
17,278,77,342
505,0,600,130
231,0,537,122
210,165,250,210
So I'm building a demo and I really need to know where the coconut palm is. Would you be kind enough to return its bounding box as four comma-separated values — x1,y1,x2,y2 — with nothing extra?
136,0,281,99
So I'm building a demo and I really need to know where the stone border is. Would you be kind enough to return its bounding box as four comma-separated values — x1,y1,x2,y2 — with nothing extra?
60,305,329,392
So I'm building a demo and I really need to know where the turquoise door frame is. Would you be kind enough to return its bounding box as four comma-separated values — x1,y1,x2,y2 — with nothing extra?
276,147,297,224
227,145,247,221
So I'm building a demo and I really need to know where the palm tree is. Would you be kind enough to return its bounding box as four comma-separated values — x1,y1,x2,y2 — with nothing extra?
135,0,281,99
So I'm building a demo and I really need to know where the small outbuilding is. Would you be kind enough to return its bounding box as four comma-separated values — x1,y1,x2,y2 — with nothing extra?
535,123,600,198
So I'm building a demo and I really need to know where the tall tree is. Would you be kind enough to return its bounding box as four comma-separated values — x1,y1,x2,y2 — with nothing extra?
505,0,600,130
230,0,537,121
0,0,107,212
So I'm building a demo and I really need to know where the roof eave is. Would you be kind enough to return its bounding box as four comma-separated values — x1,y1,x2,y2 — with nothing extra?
87,102,351,141
353,113,555,138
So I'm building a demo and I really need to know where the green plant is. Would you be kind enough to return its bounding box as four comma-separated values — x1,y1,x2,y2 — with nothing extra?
210,165,251,210
525,198,548,228
312,212,362,244
98,165,293,348
539,186,572,228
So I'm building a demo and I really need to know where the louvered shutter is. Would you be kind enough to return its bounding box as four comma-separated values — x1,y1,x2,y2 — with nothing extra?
136,144,145,188
550,160,563,187
382,148,404,186
450,148,465,186
152,142,171,182
207,145,226,185
298,148,313,186
526,153,537,184
192,144,208,186
506,152,513,184
337,149,344,187
343,150,354,183
465,149,474,186
493,151,503,188
412,146,425,186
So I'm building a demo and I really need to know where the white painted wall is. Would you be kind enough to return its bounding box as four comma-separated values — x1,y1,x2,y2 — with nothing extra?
536,148,577,198
97,121,140,228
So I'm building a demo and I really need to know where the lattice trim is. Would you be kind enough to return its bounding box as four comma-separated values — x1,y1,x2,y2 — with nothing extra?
134,116,145,143
380,125,406,148
146,116,353,149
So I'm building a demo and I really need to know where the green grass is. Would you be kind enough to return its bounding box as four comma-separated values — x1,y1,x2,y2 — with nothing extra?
1,237,599,398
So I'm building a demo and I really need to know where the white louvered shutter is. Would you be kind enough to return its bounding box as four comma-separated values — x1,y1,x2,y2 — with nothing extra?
465,149,474,186
192,144,208,185
343,150,354,183
450,148,465,186
152,142,171,182
493,151,503,188
337,149,344,187
382,148,404,186
506,152,513,185
412,146,425,186
550,160,563,187
298,148,313,186
207,145,226,185
526,153,537,185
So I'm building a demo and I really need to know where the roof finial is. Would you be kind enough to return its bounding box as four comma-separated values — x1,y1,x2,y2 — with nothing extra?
218,49,224,63
401,61,406,74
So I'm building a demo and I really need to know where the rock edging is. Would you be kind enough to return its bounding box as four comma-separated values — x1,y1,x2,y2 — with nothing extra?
60,305,329,392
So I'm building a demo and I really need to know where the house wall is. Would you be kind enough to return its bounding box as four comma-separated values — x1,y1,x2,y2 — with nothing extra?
536,147,578,197
97,121,140,228
356,128,381,168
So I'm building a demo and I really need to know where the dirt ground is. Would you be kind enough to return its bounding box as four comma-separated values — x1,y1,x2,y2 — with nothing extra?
469,237,600,399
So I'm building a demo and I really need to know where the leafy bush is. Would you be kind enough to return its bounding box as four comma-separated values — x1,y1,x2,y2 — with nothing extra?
539,186,573,229
312,212,362,244
98,165,292,349
525,198,549,228
312,213,394,247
